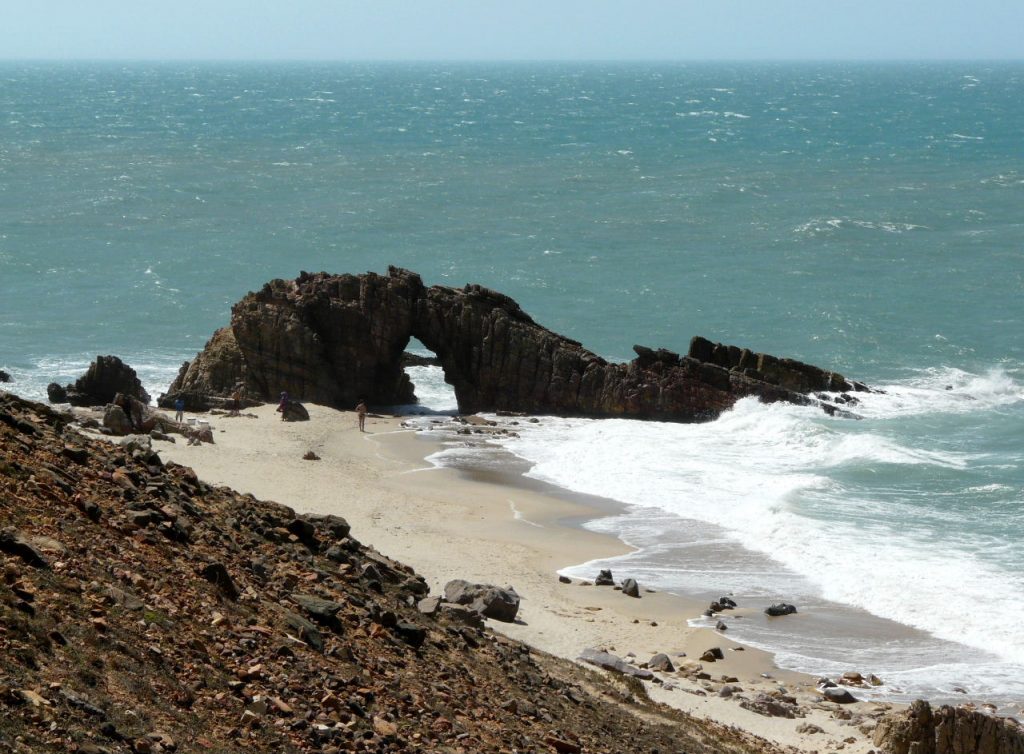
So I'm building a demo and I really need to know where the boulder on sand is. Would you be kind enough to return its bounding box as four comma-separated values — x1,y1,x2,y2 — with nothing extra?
443,579,520,623
578,648,654,680
765,603,798,616
279,400,310,422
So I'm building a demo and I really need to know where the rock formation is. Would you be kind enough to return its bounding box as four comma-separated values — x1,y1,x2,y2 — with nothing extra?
163,267,869,421
873,699,1024,754
48,355,150,407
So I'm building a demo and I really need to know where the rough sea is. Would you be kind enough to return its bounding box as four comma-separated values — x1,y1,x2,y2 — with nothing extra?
2,62,1022,710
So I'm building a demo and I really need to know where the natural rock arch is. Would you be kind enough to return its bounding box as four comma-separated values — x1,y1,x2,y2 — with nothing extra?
162,267,867,421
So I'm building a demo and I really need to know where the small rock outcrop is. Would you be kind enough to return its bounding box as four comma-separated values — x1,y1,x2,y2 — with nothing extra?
873,699,1024,754
443,579,521,623
765,603,798,616
278,400,310,422
0,369,11,383
163,267,869,422
50,355,150,407
578,648,655,680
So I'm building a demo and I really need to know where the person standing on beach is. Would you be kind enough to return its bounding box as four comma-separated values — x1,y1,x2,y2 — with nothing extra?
355,399,368,432
174,397,185,423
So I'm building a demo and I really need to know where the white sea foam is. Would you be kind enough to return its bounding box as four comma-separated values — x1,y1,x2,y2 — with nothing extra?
848,366,1024,419
793,217,928,236
469,370,1024,678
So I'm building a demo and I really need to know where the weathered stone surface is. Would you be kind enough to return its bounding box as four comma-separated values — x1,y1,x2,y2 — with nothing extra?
620,578,640,598
594,569,614,586
306,513,351,540
0,529,50,568
291,593,344,632
162,268,868,422
700,647,724,663
286,518,318,548
417,596,443,615
392,621,426,648
0,369,10,383
765,603,798,616
103,404,134,436
577,648,654,680
739,693,798,719
46,382,67,402
279,400,309,422
443,579,520,623
438,603,486,629
821,686,857,704
873,699,1024,754
648,653,675,672
282,609,323,651
54,355,150,407
200,562,240,600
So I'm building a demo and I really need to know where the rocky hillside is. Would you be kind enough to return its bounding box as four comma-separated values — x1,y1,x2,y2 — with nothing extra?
1,392,785,754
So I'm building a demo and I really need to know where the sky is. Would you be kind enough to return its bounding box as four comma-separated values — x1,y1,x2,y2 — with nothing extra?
2,1,1022,61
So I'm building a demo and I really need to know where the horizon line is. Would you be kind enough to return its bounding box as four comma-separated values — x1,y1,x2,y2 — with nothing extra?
2,57,1023,65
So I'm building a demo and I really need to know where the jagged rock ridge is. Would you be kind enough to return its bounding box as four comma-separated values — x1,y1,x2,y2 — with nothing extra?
163,267,868,420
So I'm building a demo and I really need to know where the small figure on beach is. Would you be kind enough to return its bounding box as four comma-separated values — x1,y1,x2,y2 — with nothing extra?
276,391,289,420
228,386,242,416
355,399,368,432
174,396,185,423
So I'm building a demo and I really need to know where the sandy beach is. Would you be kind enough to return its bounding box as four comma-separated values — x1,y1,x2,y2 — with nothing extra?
153,403,892,753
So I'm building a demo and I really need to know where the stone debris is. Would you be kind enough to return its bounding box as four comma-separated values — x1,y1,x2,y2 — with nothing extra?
577,648,655,680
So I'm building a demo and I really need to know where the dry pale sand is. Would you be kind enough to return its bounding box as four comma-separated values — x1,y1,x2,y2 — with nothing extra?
153,403,893,753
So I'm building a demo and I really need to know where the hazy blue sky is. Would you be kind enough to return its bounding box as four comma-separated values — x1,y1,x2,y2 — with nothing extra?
3,1,1022,61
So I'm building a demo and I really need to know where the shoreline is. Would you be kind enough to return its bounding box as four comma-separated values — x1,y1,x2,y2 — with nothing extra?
139,402,891,752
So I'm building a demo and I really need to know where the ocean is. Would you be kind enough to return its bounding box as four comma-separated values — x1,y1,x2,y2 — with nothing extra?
2,61,1022,709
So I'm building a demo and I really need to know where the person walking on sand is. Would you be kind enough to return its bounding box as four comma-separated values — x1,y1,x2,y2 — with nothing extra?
174,396,185,423
355,399,368,432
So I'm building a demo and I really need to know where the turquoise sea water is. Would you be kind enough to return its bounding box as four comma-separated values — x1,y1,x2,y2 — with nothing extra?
2,62,1022,708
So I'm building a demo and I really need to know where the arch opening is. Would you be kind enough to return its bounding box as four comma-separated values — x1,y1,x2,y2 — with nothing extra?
398,337,458,415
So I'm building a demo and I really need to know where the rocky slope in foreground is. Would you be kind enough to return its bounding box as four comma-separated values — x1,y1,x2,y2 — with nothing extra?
1,392,784,754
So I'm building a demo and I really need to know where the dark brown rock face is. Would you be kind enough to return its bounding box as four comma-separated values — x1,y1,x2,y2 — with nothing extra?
51,355,150,407
873,699,1024,754
163,267,867,421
